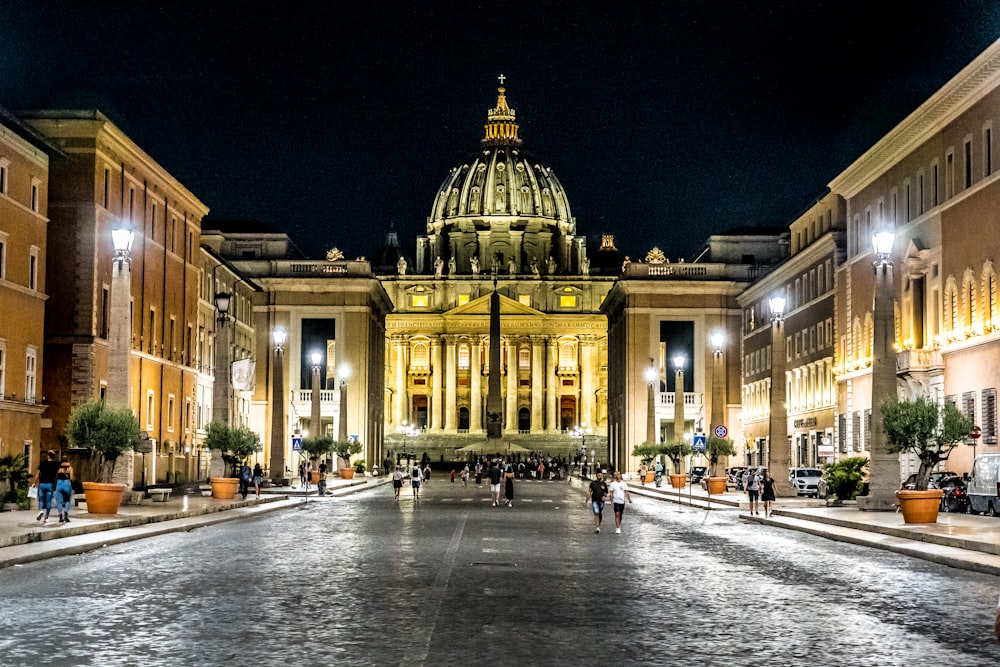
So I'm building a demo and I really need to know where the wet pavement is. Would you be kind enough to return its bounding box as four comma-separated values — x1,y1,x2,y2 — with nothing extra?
1,475,999,666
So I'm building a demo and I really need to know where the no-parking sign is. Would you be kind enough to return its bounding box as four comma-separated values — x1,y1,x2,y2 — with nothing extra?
714,425,728,438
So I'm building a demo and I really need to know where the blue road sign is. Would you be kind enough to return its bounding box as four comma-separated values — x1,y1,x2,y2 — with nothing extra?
292,435,302,451
714,425,728,438
692,433,707,452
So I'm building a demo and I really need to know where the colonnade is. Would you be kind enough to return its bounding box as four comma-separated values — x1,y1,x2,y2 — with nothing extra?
388,333,603,434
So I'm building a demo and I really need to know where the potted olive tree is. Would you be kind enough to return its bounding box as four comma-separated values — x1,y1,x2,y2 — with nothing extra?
300,435,335,485
705,436,736,494
204,421,262,499
631,443,659,483
335,440,363,479
882,396,972,523
67,400,140,514
660,440,692,489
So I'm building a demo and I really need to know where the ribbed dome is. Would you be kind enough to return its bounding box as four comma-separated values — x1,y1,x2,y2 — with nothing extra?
417,83,587,277
426,87,574,237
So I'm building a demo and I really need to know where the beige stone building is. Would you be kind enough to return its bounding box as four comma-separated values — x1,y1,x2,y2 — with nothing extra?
0,108,52,462
832,38,1000,480
25,111,209,486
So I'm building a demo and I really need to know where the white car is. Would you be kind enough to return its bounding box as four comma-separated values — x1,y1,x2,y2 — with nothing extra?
789,468,823,497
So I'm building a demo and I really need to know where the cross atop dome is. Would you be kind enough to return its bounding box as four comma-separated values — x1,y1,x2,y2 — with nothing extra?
483,78,521,147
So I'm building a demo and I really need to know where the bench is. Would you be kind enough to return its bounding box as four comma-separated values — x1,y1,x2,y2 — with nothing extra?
148,488,172,502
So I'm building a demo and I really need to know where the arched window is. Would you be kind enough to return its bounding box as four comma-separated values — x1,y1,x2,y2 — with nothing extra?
411,341,429,369
559,342,577,369
458,343,470,370
944,277,959,338
983,263,998,329
518,347,530,370
962,269,977,332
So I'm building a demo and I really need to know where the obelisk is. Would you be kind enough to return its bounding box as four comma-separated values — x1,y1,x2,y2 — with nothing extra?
486,257,503,442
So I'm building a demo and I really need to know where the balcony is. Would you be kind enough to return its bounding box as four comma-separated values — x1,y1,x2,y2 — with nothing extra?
895,349,943,376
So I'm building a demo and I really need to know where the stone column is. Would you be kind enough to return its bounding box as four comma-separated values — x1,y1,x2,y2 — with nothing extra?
470,337,483,434
444,335,458,431
430,337,442,432
505,339,518,434
547,337,558,432
394,336,407,426
530,336,544,433
580,335,596,429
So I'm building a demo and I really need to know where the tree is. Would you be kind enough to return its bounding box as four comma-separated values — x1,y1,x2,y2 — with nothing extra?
334,439,363,469
881,396,972,491
0,453,30,504
66,401,140,483
660,440,692,474
300,435,336,462
204,421,262,477
705,436,736,477
631,443,659,465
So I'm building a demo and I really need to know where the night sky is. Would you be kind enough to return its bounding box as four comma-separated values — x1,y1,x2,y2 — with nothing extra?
3,1,1000,260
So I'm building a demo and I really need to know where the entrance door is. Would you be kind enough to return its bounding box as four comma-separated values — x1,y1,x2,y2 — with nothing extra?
560,396,576,431
518,407,530,432
413,395,428,429
458,407,470,431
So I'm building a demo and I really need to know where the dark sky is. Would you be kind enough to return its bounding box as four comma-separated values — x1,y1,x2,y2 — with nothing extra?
3,1,1000,260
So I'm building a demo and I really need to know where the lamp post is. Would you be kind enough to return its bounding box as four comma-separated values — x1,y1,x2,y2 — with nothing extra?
710,332,725,435
673,354,685,442
212,290,232,427
768,295,794,495
108,226,135,488
310,351,322,439
338,364,350,443
645,360,657,447
859,229,898,511
269,328,286,484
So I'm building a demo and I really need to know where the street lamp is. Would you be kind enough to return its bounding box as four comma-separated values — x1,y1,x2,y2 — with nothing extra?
338,363,350,443
269,327,287,484
673,354,685,441
768,294,794,495
859,228,898,511
310,351,323,439
213,291,233,427
108,226,135,487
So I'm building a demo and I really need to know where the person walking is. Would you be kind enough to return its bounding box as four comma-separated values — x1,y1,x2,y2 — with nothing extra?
55,455,74,524
411,463,423,500
239,462,252,499
503,462,515,507
461,464,469,488
488,460,503,506
392,466,404,500
423,463,431,485
608,471,632,534
638,463,648,486
585,470,609,533
653,459,664,487
32,450,60,524
252,463,263,498
474,461,483,486
760,469,776,517
744,468,762,515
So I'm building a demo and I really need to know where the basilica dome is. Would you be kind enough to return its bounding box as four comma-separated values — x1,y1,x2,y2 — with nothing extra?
416,86,587,276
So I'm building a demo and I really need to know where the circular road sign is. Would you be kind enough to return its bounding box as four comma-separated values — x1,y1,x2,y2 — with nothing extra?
970,425,982,439
714,425,728,438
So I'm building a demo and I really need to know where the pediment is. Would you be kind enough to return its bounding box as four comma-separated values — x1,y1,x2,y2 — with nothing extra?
445,292,543,317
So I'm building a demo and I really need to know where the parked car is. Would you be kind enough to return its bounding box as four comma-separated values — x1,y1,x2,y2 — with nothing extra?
788,468,823,497
900,470,958,490
938,476,970,513
726,466,747,490
689,466,708,484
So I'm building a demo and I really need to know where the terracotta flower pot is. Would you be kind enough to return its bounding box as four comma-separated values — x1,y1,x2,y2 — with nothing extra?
82,481,126,514
669,473,686,489
706,477,727,494
340,468,355,480
896,489,944,524
210,477,240,500
310,470,321,485
644,472,656,484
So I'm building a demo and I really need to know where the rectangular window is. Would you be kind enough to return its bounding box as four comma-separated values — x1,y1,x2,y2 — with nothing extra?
411,294,428,308
28,249,37,290
146,390,155,431
458,344,470,370
918,173,925,214
100,287,110,338
983,388,997,445
25,347,37,404
457,294,470,306
30,179,39,212
962,391,976,428
838,413,848,453
933,162,940,205
185,398,192,434
559,295,577,308
518,347,530,369
151,203,157,239
0,236,6,280
986,127,993,177
0,159,8,194
863,409,871,451
103,168,110,209
167,394,175,432
148,307,156,354
965,139,973,188
852,412,862,451
518,294,531,306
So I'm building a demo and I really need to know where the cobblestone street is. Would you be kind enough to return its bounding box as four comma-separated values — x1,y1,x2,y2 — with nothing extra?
2,477,998,667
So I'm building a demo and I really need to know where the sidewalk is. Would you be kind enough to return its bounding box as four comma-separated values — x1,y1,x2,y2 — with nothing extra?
630,480,1000,576
0,476,390,569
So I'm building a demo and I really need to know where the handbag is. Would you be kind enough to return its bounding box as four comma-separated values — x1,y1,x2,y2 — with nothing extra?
27,485,38,499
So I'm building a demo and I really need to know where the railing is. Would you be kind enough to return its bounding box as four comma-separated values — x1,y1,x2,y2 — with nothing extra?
229,259,373,278
292,389,339,403
623,262,774,281
656,392,703,407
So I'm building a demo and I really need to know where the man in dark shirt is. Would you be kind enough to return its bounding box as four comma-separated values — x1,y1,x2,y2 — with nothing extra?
488,460,503,506
585,470,609,533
